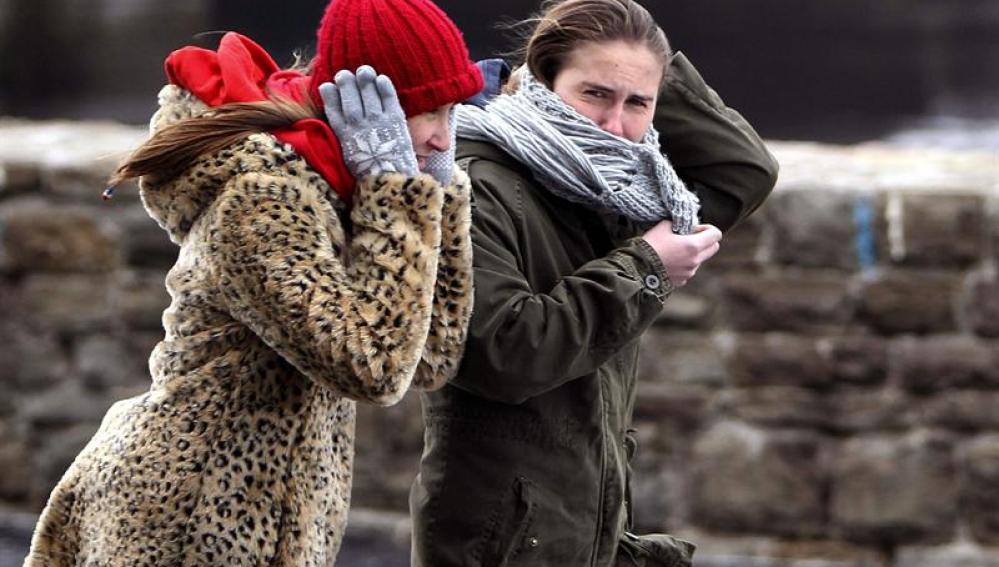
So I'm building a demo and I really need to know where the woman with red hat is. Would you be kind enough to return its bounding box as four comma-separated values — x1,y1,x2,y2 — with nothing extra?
23,0,481,565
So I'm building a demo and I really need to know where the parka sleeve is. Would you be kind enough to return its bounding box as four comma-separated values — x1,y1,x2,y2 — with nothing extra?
208,169,443,406
657,52,779,232
410,168,474,391
448,169,669,405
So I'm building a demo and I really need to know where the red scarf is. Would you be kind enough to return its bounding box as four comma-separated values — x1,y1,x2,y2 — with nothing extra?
164,32,355,202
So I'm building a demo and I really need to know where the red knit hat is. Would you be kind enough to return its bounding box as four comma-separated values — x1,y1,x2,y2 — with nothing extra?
309,0,484,117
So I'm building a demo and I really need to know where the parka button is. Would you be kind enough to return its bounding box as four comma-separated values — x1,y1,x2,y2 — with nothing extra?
528,536,539,548
644,274,661,290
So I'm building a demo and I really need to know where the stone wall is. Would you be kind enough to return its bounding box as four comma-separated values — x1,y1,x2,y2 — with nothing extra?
1,118,998,566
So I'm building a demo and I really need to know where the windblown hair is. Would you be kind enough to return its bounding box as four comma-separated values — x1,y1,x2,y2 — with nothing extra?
514,0,672,88
108,95,320,188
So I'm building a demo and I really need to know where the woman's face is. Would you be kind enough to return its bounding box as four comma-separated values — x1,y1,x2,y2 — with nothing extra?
406,104,454,170
551,40,664,143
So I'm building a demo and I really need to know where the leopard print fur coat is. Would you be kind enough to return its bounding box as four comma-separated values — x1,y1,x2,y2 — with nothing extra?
24,84,473,566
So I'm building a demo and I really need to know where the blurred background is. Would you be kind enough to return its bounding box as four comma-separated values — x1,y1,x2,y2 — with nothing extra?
1,1,999,566
3,0,999,146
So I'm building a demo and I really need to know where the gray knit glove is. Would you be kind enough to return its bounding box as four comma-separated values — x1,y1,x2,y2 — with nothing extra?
319,66,419,179
421,107,457,187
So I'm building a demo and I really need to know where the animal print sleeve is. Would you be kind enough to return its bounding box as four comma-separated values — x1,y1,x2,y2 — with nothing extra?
410,168,474,391
209,170,443,406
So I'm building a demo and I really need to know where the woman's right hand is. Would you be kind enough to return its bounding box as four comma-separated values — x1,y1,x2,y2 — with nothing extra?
319,65,420,179
642,220,722,286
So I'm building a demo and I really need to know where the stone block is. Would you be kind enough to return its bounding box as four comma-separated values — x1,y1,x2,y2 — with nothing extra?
672,530,888,567
0,277,14,319
114,269,170,331
824,335,889,385
657,270,720,328
714,386,832,430
1,206,118,273
0,161,40,195
991,197,999,265
42,165,127,201
0,231,9,274
0,505,39,562
0,389,14,419
0,197,42,274
30,423,101,507
908,391,999,432
18,124,143,204
711,213,766,270
960,435,999,544
351,392,424,510
16,273,114,333
729,333,832,388
830,431,957,544
690,422,826,537
966,275,999,338
767,190,860,270
0,420,32,502
123,331,162,376
857,270,961,335
657,289,717,329
0,323,68,393
895,336,999,393
21,380,116,431
0,121,143,179
116,205,177,269
639,329,728,387
634,384,713,454
719,272,852,333
894,542,999,567
629,440,689,531
878,193,985,268
831,387,910,433
340,508,412,551
74,335,146,391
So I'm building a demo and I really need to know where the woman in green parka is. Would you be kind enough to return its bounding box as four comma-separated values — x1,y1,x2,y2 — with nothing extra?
409,0,779,566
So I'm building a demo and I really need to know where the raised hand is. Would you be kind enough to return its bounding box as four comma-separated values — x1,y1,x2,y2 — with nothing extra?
642,220,722,286
319,65,419,179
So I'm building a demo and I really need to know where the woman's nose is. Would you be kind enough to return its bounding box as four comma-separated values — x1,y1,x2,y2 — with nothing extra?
600,109,624,138
598,106,625,138
428,115,451,152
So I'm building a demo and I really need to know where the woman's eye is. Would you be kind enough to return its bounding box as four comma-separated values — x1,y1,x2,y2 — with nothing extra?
584,90,605,98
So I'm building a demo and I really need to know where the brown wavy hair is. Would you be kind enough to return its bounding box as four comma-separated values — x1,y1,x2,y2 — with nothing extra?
514,0,673,88
106,94,320,190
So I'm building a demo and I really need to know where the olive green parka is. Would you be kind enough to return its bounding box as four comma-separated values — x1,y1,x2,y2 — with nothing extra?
410,53,778,567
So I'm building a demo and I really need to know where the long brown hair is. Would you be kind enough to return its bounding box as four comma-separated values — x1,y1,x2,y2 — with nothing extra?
514,0,672,88
107,94,319,189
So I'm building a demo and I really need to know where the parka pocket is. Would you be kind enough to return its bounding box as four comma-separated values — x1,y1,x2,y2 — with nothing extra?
472,475,538,567
617,531,696,567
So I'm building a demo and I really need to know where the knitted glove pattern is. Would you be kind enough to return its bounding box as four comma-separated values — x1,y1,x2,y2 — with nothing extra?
320,66,419,179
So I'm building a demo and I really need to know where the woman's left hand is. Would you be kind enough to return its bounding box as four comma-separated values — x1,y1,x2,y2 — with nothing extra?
319,66,420,180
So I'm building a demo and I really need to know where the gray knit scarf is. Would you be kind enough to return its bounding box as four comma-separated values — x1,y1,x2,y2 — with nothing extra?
455,69,700,233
